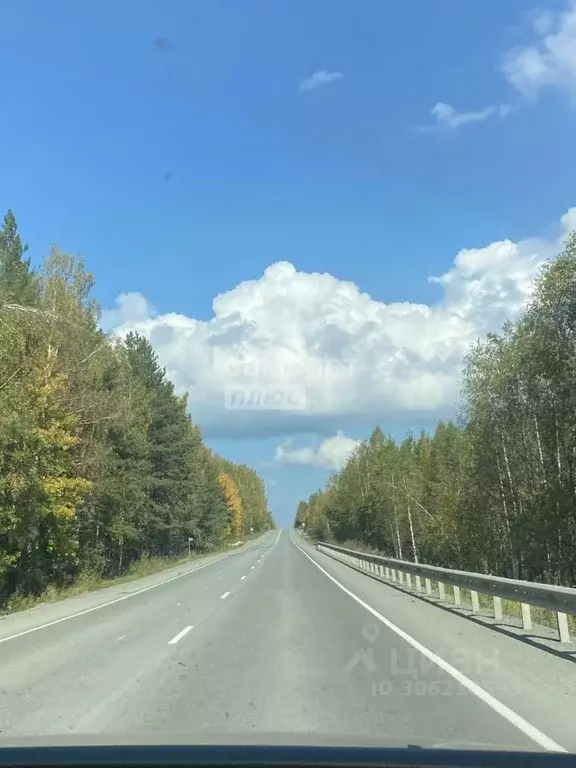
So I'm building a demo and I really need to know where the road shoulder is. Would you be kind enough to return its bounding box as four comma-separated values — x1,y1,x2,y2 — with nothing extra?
0,535,269,644
291,533,576,752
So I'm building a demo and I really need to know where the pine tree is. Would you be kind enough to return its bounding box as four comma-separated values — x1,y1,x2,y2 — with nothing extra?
0,210,39,306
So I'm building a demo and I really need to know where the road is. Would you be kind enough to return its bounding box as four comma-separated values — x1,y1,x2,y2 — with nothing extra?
1,530,576,752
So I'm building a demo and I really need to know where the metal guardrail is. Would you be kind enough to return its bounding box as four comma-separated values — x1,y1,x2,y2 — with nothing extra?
316,541,576,644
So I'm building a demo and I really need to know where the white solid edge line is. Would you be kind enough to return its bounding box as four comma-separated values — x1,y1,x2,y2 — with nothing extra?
168,625,193,645
0,549,239,645
289,533,566,754
220,591,231,599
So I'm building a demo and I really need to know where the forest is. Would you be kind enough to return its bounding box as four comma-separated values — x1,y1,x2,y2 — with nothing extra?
295,227,576,588
0,210,273,608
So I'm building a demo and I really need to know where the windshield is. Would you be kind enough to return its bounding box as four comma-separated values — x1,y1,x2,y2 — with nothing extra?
1,0,575,756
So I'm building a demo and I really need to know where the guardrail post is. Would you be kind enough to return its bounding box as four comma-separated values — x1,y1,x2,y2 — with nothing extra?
470,590,479,613
557,612,570,644
406,573,412,588
521,602,532,631
438,582,446,601
453,586,461,606
493,596,502,621
425,578,432,595
385,566,390,579
415,575,422,592
398,571,404,585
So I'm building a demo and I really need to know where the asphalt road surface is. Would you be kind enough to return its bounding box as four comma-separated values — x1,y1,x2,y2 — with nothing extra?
1,530,575,752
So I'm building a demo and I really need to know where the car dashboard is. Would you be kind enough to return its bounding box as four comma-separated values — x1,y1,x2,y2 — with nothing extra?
0,744,573,768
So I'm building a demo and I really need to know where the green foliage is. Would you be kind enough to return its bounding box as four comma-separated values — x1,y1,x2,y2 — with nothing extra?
0,209,40,306
0,210,273,606
295,228,576,587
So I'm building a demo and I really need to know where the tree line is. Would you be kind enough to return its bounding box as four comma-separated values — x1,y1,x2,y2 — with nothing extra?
0,210,273,607
295,228,576,587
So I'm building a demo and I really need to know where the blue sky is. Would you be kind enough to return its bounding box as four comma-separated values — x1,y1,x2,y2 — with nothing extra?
2,0,575,526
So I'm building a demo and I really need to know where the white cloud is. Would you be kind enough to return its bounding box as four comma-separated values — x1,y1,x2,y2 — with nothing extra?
502,0,576,98
103,207,576,438
425,0,576,126
274,431,360,470
427,101,511,130
561,206,576,232
298,70,343,92
100,292,154,332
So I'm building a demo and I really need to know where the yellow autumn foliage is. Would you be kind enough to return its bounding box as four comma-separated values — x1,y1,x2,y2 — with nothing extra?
33,359,93,521
41,476,93,519
217,470,243,538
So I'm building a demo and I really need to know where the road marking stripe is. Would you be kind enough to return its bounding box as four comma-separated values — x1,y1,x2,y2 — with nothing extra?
0,549,242,645
220,591,231,599
290,534,566,754
168,625,193,645
250,566,255,570
240,576,247,581
275,529,282,545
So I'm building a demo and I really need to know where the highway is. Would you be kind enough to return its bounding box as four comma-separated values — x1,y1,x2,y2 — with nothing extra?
1,530,575,752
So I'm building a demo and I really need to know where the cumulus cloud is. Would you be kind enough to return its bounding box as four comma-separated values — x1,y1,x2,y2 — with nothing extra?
274,431,360,471
502,0,576,98
298,70,343,92
100,292,154,332
425,102,511,131
103,207,576,438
